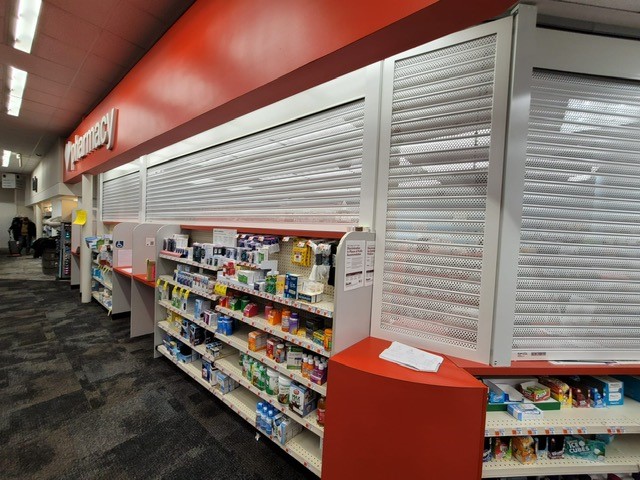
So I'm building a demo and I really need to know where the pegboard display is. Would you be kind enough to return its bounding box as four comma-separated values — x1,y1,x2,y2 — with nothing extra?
186,229,335,300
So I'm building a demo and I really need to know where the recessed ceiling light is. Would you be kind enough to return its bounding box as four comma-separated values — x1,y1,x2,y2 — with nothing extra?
8,66,28,116
14,0,42,54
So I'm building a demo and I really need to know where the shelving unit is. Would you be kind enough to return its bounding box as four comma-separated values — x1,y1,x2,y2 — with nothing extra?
485,398,640,437
156,344,323,476
58,222,72,280
154,227,375,477
91,291,112,312
70,223,81,288
110,222,136,316
482,435,640,478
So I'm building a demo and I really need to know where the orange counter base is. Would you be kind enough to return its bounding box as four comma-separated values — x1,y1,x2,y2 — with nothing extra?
323,337,487,479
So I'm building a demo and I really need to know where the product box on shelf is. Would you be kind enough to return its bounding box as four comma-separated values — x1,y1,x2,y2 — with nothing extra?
511,436,537,464
564,436,606,462
565,377,605,408
176,344,200,364
613,375,640,402
585,376,624,406
507,403,543,421
189,324,206,346
519,381,551,402
482,378,561,411
216,371,238,394
289,383,318,417
248,330,267,351
538,377,572,408
286,344,303,370
194,299,212,321
274,412,303,445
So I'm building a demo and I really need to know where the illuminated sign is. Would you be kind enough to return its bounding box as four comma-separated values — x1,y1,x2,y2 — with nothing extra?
65,108,118,171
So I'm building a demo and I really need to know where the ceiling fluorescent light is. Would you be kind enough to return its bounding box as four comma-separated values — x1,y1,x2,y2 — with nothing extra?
14,0,42,53
2,150,11,167
8,66,28,116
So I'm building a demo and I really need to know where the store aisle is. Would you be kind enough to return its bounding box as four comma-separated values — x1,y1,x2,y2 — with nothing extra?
0,258,316,479
0,254,55,281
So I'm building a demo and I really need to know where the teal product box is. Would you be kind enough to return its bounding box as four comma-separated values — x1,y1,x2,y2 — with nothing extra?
586,376,624,406
216,371,238,394
613,375,640,403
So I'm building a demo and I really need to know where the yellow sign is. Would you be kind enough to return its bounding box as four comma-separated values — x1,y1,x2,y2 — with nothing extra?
73,210,87,225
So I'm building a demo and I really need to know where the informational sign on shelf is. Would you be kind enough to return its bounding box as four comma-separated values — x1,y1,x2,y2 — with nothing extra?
213,228,237,248
145,237,155,247
344,240,365,291
365,240,375,286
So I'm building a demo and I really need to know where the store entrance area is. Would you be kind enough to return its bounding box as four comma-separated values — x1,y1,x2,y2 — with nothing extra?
0,257,315,479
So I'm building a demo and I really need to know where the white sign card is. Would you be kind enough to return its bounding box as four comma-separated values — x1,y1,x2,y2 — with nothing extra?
145,237,155,247
117,249,132,267
344,240,365,291
213,228,237,248
365,240,375,286
2,173,16,188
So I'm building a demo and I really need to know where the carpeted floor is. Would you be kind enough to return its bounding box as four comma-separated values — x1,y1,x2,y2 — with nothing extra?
0,254,317,479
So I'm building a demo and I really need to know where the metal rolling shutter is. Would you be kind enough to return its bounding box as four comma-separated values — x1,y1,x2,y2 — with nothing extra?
514,70,640,358
145,101,365,225
379,35,498,352
102,171,141,222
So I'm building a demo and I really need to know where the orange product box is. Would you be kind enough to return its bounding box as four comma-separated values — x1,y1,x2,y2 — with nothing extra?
248,330,267,351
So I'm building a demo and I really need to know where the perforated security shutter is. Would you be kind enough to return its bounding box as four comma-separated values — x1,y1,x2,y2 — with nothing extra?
375,33,503,359
145,101,365,226
514,70,640,359
102,172,141,222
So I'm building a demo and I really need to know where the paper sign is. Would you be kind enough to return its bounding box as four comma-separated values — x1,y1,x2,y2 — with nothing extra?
145,237,155,247
213,228,237,248
344,240,365,291
116,249,132,267
73,210,87,225
365,240,375,287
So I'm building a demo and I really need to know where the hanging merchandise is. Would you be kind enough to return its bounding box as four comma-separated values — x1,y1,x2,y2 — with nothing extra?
291,239,312,267
327,241,338,286
309,242,332,283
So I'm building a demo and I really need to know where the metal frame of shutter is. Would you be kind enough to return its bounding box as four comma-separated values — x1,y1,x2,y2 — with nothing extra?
101,171,141,222
370,16,514,363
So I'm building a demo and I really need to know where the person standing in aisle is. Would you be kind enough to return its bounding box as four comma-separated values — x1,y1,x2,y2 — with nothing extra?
18,217,36,255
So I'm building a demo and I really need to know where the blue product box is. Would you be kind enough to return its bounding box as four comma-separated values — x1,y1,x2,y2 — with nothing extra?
202,359,212,382
194,299,212,320
285,274,299,299
586,376,624,406
613,375,640,403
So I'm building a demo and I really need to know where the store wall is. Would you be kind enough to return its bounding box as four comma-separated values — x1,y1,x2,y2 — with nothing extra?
27,140,80,206
63,0,515,183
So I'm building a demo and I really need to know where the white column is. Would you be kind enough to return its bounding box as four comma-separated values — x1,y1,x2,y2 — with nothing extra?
80,174,94,303
34,204,42,239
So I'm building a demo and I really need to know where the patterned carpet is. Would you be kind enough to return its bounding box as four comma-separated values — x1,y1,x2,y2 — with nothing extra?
0,255,317,479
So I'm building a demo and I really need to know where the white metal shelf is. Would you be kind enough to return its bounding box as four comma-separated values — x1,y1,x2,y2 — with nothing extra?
158,252,221,273
216,306,331,358
485,398,640,437
92,275,113,290
157,344,322,476
217,276,334,318
157,320,217,364
215,354,325,438
482,435,640,478
159,301,327,395
158,275,219,302
91,291,112,312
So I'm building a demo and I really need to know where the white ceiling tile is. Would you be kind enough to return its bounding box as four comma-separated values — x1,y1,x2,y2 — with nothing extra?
31,33,89,70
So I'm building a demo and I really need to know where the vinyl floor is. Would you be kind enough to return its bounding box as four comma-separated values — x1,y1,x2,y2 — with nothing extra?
0,254,317,479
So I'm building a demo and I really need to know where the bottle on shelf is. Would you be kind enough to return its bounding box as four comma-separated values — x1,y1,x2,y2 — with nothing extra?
317,396,326,426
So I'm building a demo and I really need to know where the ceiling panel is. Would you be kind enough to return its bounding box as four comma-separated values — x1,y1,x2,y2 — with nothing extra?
81,54,127,84
92,30,145,68
31,33,89,70
27,73,69,97
44,0,115,26
22,88,63,108
103,2,165,49
38,3,101,49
